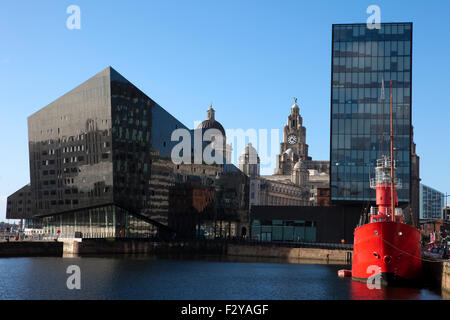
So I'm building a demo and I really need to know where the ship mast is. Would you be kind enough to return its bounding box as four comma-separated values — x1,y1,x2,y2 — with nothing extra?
390,80,395,222
380,79,385,154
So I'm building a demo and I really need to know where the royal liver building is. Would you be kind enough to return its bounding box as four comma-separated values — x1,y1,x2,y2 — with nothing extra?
275,98,312,175
239,99,330,207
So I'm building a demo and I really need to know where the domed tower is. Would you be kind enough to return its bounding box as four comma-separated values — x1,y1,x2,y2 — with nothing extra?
197,103,227,163
292,160,309,186
239,143,260,178
275,98,311,175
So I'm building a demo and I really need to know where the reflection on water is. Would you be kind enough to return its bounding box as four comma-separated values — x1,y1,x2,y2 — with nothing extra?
349,279,436,300
0,254,443,300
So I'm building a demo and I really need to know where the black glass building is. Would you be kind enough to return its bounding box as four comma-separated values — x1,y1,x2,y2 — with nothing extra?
6,67,249,239
330,23,412,204
8,67,192,237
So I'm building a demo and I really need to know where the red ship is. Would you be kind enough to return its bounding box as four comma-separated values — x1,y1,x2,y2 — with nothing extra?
351,80,422,286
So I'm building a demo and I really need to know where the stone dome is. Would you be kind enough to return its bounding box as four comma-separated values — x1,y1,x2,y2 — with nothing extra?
293,160,307,170
197,104,226,136
242,142,258,156
197,119,225,135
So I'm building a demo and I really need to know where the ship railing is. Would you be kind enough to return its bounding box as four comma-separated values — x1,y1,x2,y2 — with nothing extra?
369,178,402,189
375,157,397,169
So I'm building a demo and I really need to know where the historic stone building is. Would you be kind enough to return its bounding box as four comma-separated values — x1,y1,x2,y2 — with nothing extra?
239,142,310,208
275,98,329,176
196,104,233,164
275,98,311,175
239,99,330,207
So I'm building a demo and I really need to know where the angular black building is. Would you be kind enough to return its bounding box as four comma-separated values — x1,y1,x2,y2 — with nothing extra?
6,185,33,220
330,23,413,205
7,67,196,237
7,67,251,239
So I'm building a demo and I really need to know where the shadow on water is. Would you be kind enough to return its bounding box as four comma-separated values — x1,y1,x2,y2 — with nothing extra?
75,252,350,266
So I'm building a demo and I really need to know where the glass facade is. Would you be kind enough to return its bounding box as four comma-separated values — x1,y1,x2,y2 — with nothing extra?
251,219,316,242
419,184,444,219
27,68,114,216
8,66,249,239
40,205,157,238
6,184,33,219
110,70,154,217
330,23,412,203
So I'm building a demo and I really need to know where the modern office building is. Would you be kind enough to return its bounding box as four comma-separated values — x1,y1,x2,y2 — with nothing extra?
6,67,248,239
6,185,33,220
419,184,444,220
330,23,413,205
15,67,192,237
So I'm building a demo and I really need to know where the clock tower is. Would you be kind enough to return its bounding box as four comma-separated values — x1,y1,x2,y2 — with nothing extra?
275,98,311,175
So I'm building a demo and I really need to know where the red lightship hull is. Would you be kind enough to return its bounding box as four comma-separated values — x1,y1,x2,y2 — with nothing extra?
352,221,422,286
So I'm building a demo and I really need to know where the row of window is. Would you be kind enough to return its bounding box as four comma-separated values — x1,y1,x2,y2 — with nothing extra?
333,72,411,88
63,156,83,163
332,88,411,104
332,103,410,117
62,145,85,153
265,196,306,206
37,187,111,202
333,40,411,57
332,120,411,135
49,199,79,205
38,132,110,145
333,56,411,73
43,142,109,155
331,135,410,151
333,24,411,42
268,184,304,196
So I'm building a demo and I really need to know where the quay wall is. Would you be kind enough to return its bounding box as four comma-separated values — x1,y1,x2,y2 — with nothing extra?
72,239,352,263
0,239,352,264
227,244,352,263
74,238,227,255
443,261,450,294
0,241,62,257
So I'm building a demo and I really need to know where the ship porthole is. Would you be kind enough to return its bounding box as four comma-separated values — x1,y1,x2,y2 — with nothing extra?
373,252,380,259
384,256,392,264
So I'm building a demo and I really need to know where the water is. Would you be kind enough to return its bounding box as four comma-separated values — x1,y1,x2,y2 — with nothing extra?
0,255,443,300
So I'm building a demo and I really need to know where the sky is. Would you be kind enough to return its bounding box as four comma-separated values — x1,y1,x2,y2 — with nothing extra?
1,0,449,221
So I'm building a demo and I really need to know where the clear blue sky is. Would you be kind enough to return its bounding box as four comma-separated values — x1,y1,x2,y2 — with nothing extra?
1,1,449,221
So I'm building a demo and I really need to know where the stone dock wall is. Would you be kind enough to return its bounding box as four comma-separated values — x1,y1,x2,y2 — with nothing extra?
0,239,351,264
227,244,352,263
0,241,63,257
